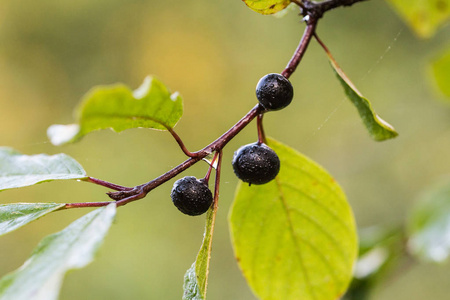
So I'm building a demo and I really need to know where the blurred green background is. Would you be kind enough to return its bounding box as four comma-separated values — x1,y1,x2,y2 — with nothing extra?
0,0,449,299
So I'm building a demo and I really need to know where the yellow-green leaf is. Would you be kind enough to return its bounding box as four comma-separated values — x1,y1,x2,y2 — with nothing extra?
47,76,183,145
230,138,357,300
243,0,292,15
387,0,450,38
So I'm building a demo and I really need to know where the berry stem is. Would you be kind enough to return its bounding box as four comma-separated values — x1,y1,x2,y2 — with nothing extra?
212,151,223,209
257,114,267,145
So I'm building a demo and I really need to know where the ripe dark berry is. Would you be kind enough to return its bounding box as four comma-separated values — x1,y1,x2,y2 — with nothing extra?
256,73,293,111
232,142,280,185
171,176,213,216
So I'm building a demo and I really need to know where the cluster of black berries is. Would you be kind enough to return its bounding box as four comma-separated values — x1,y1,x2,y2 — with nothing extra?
171,73,293,216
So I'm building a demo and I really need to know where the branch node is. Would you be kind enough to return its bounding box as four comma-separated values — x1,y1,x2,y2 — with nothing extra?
107,187,143,201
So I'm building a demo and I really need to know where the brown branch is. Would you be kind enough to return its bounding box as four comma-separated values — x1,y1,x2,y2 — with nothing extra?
311,0,369,12
64,0,371,210
291,0,306,10
302,0,369,19
281,21,317,79
167,128,199,158
64,105,263,209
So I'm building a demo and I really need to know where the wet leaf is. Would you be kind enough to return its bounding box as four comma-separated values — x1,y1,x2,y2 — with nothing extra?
408,179,450,263
243,0,292,15
0,204,116,300
328,56,398,141
230,138,357,300
387,0,450,38
0,147,87,191
48,76,183,145
0,203,65,236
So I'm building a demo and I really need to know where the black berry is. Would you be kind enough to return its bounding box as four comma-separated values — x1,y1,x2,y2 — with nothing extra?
171,176,213,216
232,143,280,185
256,73,293,111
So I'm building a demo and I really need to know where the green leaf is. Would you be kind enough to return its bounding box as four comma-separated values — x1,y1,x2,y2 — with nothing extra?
47,76,183,145
431,48,450,98
0,203,116,300
0,147,87,191
328,56,398,141
408,178,450,263
386,0,450,38
183,206,217,300
243,0,292,15
0,203,65,236
229,138,358,300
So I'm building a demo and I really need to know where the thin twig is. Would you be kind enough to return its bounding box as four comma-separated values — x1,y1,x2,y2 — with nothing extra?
281,21,317,79
82,177,133,191
64,105,263,208
167,128,199,158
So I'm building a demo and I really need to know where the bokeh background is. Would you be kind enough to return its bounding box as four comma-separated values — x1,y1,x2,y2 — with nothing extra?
0,0,449,299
